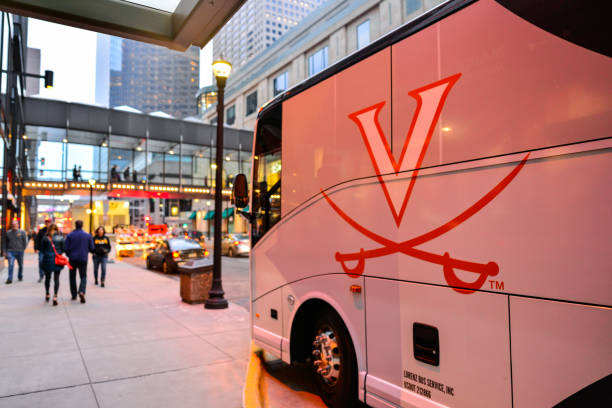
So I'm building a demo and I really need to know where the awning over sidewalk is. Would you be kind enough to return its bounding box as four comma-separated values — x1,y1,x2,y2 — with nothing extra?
204,208,234,220
188,211,197,220
222,208,234,219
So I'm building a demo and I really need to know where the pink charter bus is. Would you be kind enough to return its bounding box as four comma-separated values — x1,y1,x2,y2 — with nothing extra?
232,0,611,406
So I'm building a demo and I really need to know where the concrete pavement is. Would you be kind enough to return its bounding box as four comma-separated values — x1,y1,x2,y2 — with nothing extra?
0,252,249,408
120,252,250,309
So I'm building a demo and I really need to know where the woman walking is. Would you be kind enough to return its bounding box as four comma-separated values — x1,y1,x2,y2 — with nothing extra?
92,227,111,287
40,224,66,306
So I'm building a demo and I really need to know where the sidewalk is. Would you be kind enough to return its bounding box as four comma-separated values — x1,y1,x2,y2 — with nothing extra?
0,253,250,408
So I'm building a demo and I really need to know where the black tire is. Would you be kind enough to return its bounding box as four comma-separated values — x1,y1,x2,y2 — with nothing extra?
146,257,151,270
228,247,234,257
311,310,358,408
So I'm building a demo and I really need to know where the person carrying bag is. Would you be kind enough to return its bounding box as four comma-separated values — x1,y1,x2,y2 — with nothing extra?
51,240,70,269
40,224,67,306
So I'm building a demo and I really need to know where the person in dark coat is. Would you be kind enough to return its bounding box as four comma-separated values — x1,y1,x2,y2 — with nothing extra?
35,219,51,283
40,224,65,306
92,226,111,287
64,220,94,303
5,220,28,284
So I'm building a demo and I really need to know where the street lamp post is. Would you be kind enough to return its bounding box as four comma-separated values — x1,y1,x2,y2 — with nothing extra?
88,179,95,234
205,58,232,310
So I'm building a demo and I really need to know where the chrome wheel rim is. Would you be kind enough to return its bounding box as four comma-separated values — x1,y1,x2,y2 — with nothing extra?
312,325,341,386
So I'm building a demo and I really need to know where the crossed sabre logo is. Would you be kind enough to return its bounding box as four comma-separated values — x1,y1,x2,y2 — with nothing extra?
321,73,529,294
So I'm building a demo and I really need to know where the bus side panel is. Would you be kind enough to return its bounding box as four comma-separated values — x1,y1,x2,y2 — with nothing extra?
365,277,511,408
386,0,612,306
391,147,612,306
281,45,391,216
392,0,612,170
510,297,612,407
252,289,283,357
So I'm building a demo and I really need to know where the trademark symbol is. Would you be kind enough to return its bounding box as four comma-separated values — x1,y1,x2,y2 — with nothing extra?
488,280,505,291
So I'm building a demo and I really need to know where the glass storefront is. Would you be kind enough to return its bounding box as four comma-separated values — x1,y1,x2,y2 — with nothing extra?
19,125,251,187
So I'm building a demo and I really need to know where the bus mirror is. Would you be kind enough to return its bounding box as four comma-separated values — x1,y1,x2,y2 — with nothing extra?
232,174,249,208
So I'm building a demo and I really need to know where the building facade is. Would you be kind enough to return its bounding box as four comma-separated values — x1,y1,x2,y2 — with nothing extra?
96,35,200,118
212,0,326,69
202,0,444,130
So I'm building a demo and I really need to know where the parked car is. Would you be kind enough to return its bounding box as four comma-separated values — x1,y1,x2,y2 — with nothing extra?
221,233,250,257
146,238,209,273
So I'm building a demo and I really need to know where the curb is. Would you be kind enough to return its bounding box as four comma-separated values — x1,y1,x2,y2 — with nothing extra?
243,342,269,408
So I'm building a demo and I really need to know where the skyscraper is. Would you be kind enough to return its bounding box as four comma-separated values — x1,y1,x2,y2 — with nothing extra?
213,0,326,68
96,35,199,118
95,35,122,107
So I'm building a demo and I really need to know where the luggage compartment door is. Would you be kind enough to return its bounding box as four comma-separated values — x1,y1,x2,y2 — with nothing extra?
365,278,511,408
510,297,612,407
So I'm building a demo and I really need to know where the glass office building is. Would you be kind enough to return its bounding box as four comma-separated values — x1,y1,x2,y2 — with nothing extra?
213,0,327,68
96,35,200,118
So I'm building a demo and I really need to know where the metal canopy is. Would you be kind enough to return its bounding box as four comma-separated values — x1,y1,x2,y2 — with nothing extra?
0,0,246,50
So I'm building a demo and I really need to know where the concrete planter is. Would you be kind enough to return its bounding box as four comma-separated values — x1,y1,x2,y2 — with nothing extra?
178,258,213,304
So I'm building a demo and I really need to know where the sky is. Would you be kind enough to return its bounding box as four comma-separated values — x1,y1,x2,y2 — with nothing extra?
27,18,213,105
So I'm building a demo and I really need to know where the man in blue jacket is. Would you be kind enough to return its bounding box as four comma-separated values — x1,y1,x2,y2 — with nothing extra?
64,220,94,303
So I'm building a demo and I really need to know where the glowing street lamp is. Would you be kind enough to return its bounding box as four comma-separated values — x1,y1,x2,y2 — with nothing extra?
206,58,232,310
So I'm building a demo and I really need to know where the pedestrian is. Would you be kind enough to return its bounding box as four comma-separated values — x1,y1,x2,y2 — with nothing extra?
72,165,78,181
111,165,119,182
35,219,52,283
132,169,138,183
40,223,66,306
5,220,28,284
64,220,94,304
123,166,130,181
92,226,111,287
77,165,83,181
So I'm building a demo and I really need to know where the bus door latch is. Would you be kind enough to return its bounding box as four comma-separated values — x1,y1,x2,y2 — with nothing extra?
413,323,439,366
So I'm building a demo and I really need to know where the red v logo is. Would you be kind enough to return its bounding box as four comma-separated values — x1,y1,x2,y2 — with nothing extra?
349,73,461,226
327,72,528,291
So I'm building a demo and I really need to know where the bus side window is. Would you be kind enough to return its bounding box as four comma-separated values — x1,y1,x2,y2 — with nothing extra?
252,104,282,246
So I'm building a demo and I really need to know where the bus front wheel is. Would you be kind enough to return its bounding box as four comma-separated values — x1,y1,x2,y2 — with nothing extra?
311,310,358,408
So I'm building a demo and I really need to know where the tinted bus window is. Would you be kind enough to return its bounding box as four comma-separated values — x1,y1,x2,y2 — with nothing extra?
251,104,282,246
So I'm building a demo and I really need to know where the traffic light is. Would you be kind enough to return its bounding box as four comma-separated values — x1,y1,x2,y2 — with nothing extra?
44,70,53,88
